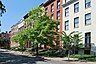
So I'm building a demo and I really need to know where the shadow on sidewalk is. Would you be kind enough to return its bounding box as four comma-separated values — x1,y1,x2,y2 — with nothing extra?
0,50,50,64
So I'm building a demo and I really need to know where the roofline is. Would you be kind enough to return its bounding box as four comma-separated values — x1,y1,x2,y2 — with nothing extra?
62,0,78,8
43,0,55,7
11,19,23,28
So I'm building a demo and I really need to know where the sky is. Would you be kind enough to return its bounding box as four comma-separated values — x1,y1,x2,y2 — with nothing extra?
0,0,46,32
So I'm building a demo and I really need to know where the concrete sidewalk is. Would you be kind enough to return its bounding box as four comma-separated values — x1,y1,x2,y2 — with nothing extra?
0,49,96,64
0,49,78,61
1,49,96,64
44,57,78,61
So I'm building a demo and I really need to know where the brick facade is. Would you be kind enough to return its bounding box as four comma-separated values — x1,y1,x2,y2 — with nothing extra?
43,0,63,48
43,0,63,33
0,32,10,48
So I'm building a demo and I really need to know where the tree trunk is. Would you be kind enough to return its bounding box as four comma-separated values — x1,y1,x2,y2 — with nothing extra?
74,48,75,55
68,50,70,61
22,51,23,54
36,43,38,56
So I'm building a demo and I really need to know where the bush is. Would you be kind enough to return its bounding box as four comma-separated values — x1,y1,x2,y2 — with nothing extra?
38,49,66,57
10,47,26,51
70,54,96,61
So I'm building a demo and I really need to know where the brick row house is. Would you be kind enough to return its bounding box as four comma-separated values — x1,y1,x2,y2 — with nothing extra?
0,32,10,48
0,20,10,48
43,0,63,48
10,0,63,49
10,14,32,48
43,0,63,33
10,0,96,54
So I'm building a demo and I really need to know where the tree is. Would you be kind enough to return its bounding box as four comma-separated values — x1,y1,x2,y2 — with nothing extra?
12,30,28,53
24,7,59,56
0,1,6,16
0,37,10,48
61,31,82,60
12,7,59,56
71,32,83,54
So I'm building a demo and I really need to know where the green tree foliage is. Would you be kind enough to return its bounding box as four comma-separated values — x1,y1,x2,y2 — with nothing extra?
12,30,28,52
0,1,6,16
0,37,9,48
12,7,59,55
72,32,83,49
25,7,59,55
62,31,83,60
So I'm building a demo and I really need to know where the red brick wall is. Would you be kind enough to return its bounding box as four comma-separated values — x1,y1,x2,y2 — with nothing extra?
44,0,63,33
43,0,63,48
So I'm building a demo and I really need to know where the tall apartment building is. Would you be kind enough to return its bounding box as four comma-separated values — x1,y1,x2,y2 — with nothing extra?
62,0,96,54
43,0,63,32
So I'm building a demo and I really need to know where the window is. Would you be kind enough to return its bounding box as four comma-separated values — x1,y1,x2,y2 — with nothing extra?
65,0,70,3
57,11,60,20
85,32,91,46
74,2,79,13
85,0,91,8
65,20,69,30
51,4,54,12
58,25,60,32
74,17,79,28
51,14,54,19
85,13,91,25
45,7,48,11
65,7,69,17
45,7,48,15
57,0,60,9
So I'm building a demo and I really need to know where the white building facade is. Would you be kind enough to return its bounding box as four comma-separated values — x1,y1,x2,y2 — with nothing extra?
62,0,96,54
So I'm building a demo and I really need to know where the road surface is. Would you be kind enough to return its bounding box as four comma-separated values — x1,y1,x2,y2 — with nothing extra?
0,49,96,64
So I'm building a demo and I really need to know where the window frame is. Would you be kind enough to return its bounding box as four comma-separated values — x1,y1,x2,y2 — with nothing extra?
51,3,54,12
57,0,60,9
65,20,69,30
74,17,79,28
74,2,79,13
45,7,48,15
85,13,91,25
85,0,91,9
51,14,54,19
57,11,60,20
85,32,91,46
65,7,69,17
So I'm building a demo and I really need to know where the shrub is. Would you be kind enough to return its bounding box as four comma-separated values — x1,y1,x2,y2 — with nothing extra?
70,54,96,61
38,49,66,57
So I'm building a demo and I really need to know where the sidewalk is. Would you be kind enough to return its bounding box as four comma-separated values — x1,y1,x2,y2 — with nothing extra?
44,57,78,61
9,50,79,61
1,49,96,64
0,49,78,61
2,48,96,64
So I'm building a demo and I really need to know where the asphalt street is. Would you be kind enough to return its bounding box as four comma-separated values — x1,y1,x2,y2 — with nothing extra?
0,49,96,64
0,49,69,64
